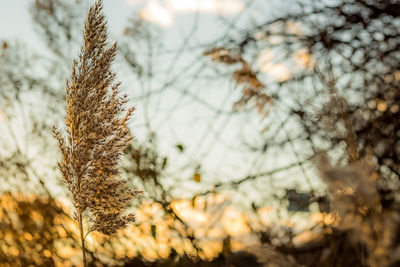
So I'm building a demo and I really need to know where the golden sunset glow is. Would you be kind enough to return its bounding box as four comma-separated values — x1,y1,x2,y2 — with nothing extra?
0,193,272,264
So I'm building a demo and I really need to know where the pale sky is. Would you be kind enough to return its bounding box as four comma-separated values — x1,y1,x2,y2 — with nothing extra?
0,0,321,206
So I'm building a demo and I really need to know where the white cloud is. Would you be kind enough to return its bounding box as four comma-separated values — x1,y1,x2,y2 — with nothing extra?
166,0,244,15
139,0,173,27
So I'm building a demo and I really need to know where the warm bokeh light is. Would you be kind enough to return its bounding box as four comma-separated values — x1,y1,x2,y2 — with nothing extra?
139,0,173,27
260,62,291,82
292,48,316,70
310,212,336,226
285,21,303,36
258,206,273,226
221,207,251,237
0,192,279,264
257,48,274,66
292,229,324,247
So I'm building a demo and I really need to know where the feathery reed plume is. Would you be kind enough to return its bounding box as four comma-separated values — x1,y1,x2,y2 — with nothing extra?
52,1,140,265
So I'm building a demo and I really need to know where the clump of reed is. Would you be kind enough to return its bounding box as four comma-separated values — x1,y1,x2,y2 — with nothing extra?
52,1,140,265
316,70,399,267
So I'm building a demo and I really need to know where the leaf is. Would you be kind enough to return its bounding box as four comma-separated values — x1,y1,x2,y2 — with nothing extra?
162,157,168,169
192,196,196,208
151,224,156,239
1,41,8,50
175,143,185,153
193,172,201,183
251,202,258,212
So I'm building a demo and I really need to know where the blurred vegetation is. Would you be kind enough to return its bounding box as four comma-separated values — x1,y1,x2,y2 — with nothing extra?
1,0,400,266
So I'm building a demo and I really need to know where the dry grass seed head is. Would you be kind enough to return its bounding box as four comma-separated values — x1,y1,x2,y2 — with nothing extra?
53,0,140,235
